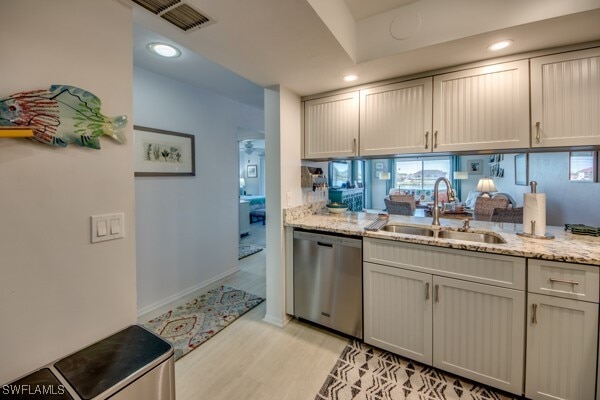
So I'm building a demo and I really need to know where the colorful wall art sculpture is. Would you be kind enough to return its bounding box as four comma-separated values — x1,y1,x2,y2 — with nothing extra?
0,85,127,149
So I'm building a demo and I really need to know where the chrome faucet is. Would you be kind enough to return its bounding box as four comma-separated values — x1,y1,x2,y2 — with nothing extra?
432,177,456,226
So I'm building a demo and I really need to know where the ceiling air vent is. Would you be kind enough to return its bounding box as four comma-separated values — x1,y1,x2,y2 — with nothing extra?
131,0,181,15
131,0,215,33
161,3,212,32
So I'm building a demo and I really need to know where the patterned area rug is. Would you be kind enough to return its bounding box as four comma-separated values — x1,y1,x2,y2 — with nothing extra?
316,340,516,400
143,285,264,360
239,243,263,260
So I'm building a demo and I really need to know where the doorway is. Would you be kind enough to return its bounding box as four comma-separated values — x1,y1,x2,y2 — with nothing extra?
238,139,266,250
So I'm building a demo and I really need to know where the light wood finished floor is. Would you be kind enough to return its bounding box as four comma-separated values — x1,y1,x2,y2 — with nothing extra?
240,221,267,247
142,250,348,400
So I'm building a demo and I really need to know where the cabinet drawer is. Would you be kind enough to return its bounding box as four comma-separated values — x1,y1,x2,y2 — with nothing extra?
528,259,599,303
364,238,525,290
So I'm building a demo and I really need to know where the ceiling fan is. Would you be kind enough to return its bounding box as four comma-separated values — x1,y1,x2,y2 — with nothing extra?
244,141,254,155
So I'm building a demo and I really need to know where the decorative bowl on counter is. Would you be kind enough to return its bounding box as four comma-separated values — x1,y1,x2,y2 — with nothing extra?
326,202,349,214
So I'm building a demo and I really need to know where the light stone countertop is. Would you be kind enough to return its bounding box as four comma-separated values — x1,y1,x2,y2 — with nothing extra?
284,211,600,266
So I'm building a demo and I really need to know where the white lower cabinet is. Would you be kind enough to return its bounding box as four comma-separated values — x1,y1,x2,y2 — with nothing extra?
525,293,599,400
364,262,432,364
363,239,526,395
432,276,525,394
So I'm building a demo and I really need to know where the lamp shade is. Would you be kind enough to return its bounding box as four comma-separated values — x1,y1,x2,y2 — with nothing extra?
476,177,497,193
379,172,391,180
453,171,469,180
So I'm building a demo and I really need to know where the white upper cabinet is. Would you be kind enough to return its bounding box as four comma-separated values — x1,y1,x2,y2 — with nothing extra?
360,78,433,156
531,47,600,148
433,60,530,152
303,92,359,159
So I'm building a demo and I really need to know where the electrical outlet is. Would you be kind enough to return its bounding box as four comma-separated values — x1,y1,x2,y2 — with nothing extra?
286,192,292,206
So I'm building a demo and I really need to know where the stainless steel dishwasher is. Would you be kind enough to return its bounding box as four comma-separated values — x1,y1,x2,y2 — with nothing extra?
293,229,363,339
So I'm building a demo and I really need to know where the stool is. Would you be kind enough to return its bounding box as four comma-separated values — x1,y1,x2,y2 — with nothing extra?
249,208,266,225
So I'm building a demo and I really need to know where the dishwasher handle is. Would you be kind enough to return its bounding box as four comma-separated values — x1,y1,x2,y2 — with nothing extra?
293,230,362,249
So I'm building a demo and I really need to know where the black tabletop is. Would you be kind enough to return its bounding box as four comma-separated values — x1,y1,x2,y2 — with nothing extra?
1,368,74,399
54,325,172,400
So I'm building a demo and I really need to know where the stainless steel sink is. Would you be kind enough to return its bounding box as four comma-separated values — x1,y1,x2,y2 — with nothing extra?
436,230,506,244
380,225,435,236
379,224,505,244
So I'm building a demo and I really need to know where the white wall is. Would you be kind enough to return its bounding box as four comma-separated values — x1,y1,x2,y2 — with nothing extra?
264,86,302,326
134,67,264,314
460,153,600,226
0,0,136,383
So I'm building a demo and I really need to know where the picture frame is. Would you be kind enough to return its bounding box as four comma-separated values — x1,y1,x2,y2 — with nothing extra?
514,153,528,185
468,159,483,175
247,164,258,178
133,125,195,177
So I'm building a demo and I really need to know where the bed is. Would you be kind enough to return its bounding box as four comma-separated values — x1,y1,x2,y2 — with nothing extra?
240,195,265,212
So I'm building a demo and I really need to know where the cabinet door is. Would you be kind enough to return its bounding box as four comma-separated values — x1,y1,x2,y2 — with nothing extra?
531,47,600,148
304,92,359,159
432,276,524,395
360,78,433,156
433,60,529,152
363,262,433,365
526,293,598,400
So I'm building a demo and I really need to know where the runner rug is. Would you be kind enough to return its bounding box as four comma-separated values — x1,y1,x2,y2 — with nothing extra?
143,285,264,360
239,243,263,260
316,340,516,400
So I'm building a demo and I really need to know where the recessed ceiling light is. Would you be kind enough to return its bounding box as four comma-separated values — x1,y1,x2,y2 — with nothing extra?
147,42,181,58
488,40,513,52
343,75,358,82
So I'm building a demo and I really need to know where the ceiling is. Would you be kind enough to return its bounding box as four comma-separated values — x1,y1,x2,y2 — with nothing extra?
132,0,600,108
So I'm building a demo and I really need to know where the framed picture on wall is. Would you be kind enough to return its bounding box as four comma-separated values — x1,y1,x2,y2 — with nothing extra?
468,159,483,175
247,164,258,178
133,125,195,177
514,153,528,185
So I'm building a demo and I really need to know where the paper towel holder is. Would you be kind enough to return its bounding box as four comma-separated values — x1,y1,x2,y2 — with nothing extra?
516,181,555,239
516,226,555,240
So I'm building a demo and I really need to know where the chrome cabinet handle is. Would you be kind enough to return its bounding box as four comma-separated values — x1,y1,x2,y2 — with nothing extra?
549,278,580,285
434,284,439,302
352,138,357,154
434,131,438,148
535,122,541,144
425,282,430,300
532,304,538,324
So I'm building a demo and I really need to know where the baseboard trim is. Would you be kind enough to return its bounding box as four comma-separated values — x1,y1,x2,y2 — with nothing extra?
262,313,291,328
137,266,240,317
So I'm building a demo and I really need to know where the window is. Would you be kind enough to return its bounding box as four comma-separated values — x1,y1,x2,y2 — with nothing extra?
330,161,351,187
394,158,450,190
329,160,365,188
569,151,598,182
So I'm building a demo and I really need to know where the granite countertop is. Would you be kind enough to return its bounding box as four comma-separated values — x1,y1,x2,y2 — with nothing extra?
284,211,600,266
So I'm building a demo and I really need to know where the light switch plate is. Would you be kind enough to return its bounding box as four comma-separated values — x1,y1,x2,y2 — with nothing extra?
91,213,124,243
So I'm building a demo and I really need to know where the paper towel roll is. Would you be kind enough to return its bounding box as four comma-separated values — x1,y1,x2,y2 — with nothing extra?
523,193,546,236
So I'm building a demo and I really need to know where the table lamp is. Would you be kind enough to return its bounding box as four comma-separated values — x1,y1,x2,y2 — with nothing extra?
476,177,497,197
